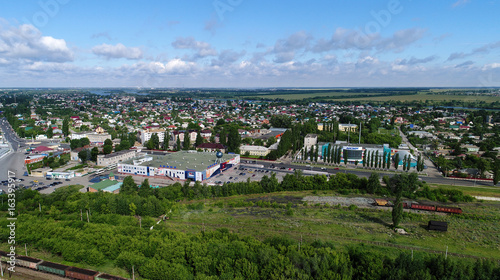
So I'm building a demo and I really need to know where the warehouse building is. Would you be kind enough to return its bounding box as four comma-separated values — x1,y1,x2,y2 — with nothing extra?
117,151,240,182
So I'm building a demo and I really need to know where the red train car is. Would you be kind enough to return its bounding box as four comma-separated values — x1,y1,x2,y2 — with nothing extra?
436,206,462,214
411,204,436,211
66,266,99,280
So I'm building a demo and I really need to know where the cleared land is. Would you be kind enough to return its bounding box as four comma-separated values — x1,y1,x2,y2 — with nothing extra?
164,191,500,260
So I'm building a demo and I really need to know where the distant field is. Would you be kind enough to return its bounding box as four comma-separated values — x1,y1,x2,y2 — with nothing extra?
242,91,384,100
328,93,499,103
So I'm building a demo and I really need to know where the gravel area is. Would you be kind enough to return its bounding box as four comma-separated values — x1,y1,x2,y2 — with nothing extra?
303,196,375,207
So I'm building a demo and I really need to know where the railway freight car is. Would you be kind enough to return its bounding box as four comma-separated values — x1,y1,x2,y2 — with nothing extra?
436,206,462,214
0,251,9,263
37,261,69,277
16,255,42,269
96,272,130,280
66,266,99,280
411,204,436,211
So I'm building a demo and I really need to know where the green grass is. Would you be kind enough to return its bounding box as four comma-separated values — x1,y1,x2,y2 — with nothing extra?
165,191,500,260
242,91,383,100
328,93,499,103
428,183,500,198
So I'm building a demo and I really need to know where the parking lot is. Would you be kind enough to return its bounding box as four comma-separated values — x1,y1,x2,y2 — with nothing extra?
1,176,74,194
204,164,295,185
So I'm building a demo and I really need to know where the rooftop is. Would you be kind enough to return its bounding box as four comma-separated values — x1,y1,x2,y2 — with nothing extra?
101,149,136,159
123,151,238,171
89,179,122,191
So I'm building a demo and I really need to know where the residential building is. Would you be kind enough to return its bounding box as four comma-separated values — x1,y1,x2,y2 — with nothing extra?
304,134,318,148
338,123,358,132
240,145,270,157
97,150,137,166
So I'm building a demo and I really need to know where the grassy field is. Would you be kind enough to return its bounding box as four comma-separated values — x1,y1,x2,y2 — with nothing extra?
242,91,383,100
164,191,500,260
428,184,500,198
327,93,499,103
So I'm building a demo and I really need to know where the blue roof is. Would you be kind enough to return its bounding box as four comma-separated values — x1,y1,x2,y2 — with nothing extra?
102,182,122,192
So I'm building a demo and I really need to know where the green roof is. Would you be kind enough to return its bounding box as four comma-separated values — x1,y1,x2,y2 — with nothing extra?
90,179,121,191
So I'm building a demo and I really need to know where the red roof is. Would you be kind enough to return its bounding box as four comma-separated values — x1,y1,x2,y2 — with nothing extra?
33,146,53,152
196,143,225,149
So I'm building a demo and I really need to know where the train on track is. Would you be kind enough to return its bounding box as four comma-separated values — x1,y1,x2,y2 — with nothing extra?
374,199,462,214
0,251,129,280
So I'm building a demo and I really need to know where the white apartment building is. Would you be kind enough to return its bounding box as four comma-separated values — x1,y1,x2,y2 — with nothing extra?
140,128,166,144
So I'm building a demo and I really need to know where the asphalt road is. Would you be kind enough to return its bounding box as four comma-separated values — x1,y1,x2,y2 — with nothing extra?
252,160,496,187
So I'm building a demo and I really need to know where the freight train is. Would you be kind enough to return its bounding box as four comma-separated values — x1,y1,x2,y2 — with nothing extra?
0,251,129,280
374,199,462,214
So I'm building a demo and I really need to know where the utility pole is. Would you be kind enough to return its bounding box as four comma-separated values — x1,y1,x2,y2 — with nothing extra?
86,211,89,223
132,265,135,280
80,209,83,221
25,244,27,256
359,122,361,144
347,122,350,144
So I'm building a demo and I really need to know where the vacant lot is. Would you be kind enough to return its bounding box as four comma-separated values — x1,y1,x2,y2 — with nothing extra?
165,191,500,260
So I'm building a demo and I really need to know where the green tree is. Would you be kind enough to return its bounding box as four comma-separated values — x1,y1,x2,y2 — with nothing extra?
176,136,181,151
121,176,138,195
219,129,227,146
392,184,404,228
394,153,400,170
17,127,25,138
90,147,99,162
363,150,367,167
62,117,69,137
227,126,241,153
103,144,113,154
138,179,152,197
183,131,190,150
129,202,137,216
493,160,500,185
163,131,169,150
80,137,90,147
195,131,204,147
367,172,380,194
148,133,160,150
78,149,89,163
46,126,53,138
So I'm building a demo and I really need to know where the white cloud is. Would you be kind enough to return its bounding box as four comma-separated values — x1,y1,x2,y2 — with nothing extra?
171,37,217,60
312,27,425,53
482,63,500,70
92,43,143,60
452,0,470,8
0,23,73,63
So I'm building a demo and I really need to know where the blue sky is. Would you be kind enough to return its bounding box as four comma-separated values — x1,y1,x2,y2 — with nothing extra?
0,0,499,87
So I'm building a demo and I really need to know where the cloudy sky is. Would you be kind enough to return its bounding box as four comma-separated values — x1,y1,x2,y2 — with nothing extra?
0,0,499,88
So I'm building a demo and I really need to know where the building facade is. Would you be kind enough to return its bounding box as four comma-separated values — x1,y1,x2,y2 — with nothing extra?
118,151,240,182
97,150,137,166
140,128,166,144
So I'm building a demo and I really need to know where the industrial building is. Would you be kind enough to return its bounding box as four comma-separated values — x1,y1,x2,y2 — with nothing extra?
117,151,240,182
